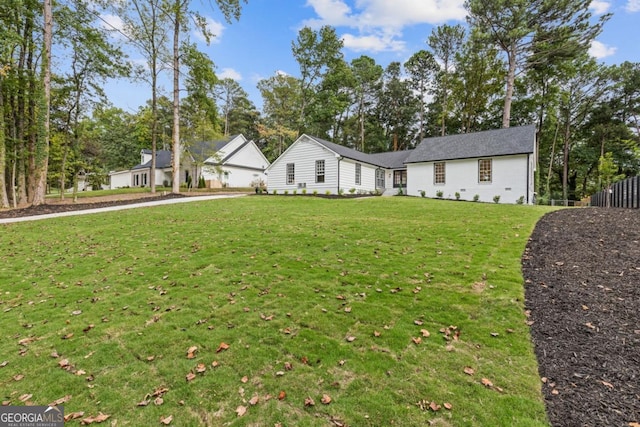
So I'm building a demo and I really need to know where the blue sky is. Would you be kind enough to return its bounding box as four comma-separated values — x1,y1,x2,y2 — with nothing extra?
100,0,640,114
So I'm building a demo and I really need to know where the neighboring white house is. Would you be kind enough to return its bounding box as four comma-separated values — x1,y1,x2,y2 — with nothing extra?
108,134,270,189
189,134,270,188
405,125,536,204
266,134,411,195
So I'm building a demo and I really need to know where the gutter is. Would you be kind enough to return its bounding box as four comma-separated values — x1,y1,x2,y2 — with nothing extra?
336,155,342,194
526,153,530,204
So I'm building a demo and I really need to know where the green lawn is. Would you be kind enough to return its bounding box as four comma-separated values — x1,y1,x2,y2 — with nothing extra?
0,197,553,426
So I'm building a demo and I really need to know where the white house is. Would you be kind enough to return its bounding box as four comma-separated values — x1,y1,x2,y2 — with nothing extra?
405,125,536,204
189,134,270,188
266,134,411,195
108,134,269,189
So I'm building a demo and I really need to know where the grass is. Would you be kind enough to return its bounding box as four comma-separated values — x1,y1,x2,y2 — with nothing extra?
45,187,251,200
0,197,554,426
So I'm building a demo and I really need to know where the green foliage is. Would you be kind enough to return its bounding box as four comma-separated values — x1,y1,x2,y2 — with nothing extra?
420,190,426,198
493,195,501,204
517,196,525,205
284,190,289,195
0,197,552,426
436,190,444,198
473,194,480,202
455,192,461,200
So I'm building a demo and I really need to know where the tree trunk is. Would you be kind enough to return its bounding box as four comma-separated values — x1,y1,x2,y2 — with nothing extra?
32,0,53,206
562,121,571,204
0,83,8,208
171,1,181,194
502,46,517,129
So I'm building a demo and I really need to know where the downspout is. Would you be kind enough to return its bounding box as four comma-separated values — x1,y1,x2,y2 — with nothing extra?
336,155,342,194
526,153,531,204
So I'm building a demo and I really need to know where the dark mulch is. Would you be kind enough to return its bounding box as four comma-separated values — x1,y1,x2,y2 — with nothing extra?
0,193,186,219
522,208,640,427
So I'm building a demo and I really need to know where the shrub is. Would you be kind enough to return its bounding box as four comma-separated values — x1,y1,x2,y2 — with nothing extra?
349,188,356,194
284,190,289,195
272,189,277,195
455,192,460,200
473,194,480,202
301,188,307,195
436,190,443,198
420,190,426,198
293,189,297,195
312,190,318,196
325,190,331,195
163,180,169,188
198,176,206,188
516,196,525,205
338,188,344,196
493,195,501,204
397,187,404,195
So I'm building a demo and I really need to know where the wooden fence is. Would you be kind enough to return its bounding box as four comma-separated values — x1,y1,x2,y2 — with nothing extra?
590,176,640,208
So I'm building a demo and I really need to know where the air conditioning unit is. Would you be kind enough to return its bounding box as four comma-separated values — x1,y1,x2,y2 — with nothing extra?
298,183,306,189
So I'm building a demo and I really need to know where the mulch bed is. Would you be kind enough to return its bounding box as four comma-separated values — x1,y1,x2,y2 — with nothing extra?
522,208,640,426
0,193,186,219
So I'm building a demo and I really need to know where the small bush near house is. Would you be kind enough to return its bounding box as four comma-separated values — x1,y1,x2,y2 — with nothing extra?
493,195,501,203
312,190,318,196
349,188,356,194
302,188,307,195
436,190,443,198
473,194,480,202
455,192,461,200
420,190,426,198
325,190,331,195
293,190,297,195
198,176,206,188
339,188,344,196
163,180,169,187
272,189,278,195
284,190,289,195
517,196,525,205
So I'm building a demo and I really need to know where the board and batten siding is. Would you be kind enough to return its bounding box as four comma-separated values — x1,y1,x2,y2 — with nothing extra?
267,136,339,193
407,154,534,204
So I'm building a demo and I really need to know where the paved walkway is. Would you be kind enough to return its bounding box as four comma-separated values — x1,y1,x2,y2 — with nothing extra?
0,194,247,224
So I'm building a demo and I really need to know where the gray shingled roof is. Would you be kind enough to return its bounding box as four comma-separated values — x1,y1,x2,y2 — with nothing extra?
189,139,231,163
405,125,536,164
134,150,172,169
307,135,410,169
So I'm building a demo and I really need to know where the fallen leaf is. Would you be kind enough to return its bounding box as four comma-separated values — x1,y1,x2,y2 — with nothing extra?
216,342,229,353
429,401,441,412
235,406,247,417
304,397,315,406
154,397,164,406
601,381,614,389
628,423,640,427
0,361,7,368
373,331,381,337
196,364,206,374
346,336,356,342
344,307,352,313
61,333,74,340
49,395,71,406
152,387,169,397
13,374,24,381
64,412,84,422
420,329,430,338
186,346,197,359
211,361,219,368
443,402,453,410
481,378,493,387
81,412,110,424
137,399,150,407
321,394,332,405
241,376,248,383
249,395,259,406
464,367,475,376
284,362,293,371
412,337,422,345
146,356,155,362
414,320,424,326
159,415,173,425
72,310,82,316
585,322,596,330
551,389,559,395
278,391,286,400
19,394,32,402
186,372,196,382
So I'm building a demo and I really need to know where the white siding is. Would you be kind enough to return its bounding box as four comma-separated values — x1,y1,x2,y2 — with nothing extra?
338,160,377,194
226,141,269,171
267,136,339,193
109,170,131,189
407,154,533,204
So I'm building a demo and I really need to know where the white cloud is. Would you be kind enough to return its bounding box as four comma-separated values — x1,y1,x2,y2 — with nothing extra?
193,17,225,44
99,14,125,33
589,40,617,59
218,68,242,81
589,0,611,15
303,0,466,54
626,0,640,12
342,33,405,52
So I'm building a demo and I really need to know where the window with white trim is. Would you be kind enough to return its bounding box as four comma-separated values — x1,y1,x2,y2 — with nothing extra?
286,163,295,185
315,160,325,183
434,162,445,185
376,169,385,188
393,170,407,188
355,163,361,185
479,159,492,183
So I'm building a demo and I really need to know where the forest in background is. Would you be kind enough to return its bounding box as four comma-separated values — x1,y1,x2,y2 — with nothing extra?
1,0,639,207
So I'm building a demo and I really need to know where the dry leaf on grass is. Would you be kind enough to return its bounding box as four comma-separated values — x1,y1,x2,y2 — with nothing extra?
185,372,196,382
444,402,453,410
420,329,430,337
249,395,259,406
196,364,206,374
321,394,332,405
64,412,84,422
81,412,110,424
278,391,286,400
304,397,315,407
463,367,475,376
159,415,173,425
241,376,248,383
186,346,197,359
235,406,247,417
216,342,229,353
49,395,71,406
412,337,422,345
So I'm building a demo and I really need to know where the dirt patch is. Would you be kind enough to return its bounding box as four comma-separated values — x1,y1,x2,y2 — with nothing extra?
522,208,640,427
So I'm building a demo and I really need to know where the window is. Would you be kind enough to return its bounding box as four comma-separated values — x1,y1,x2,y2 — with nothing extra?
286,163,295,185
434,162,445,185
393,170,407,188
355,163,361,185
142,173,148,186
315,160,325,183
376,169,385,188
479,159,492,183
133,174,139,187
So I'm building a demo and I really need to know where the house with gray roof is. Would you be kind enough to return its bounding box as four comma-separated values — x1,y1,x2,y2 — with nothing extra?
108,134,269,189
406,125,536,203
266,134,412,195
266,125,536,203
